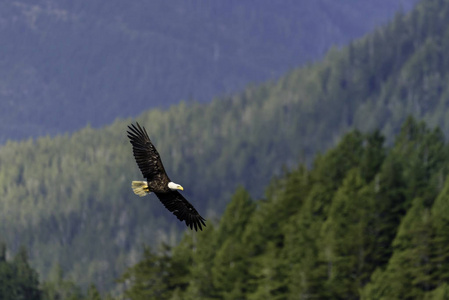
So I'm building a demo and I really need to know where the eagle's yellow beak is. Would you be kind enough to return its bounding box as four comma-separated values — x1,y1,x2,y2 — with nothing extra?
178,186,184,191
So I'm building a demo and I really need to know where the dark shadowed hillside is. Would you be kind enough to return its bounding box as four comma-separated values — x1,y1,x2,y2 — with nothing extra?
0,0,417,142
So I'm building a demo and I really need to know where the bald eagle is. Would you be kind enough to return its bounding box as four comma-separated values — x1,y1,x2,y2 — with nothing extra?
127,122,206,231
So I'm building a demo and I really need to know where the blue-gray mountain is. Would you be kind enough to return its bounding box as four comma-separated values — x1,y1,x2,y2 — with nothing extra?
0,0,417,142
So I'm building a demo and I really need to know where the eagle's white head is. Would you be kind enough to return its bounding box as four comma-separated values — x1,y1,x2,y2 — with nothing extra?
168,182,184,191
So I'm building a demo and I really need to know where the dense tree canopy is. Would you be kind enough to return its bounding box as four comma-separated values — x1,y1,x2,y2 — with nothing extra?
121,119,449,299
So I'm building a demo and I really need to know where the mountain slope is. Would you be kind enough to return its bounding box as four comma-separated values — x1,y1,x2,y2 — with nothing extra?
0,0,417,142
2,0,448,292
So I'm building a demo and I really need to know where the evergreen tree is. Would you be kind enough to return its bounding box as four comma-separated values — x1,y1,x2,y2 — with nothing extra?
0,246,42,300
119,246,173,300
216,187,256,245
320,169,373,299
183,224,218,300
367,153,408,268
392,117,446,204
362,197,435,299
11,246,42,300
360,130,385,182
247,242,287,300
211,187,255,298
166,234,195,295
424,283,449,300
283,186,329,299
212,238,248,300
41,264,84,300
86,284,102,300
430,177,449,286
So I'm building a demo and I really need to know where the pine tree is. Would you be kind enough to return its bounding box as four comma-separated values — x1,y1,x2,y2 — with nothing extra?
392,117,446,204
283,185,329,299
166,234,195,295
86,284,102,300
216,187,255,245
430,177,449,286
119,246,172,300
211,187,255,298
367,153,408,268
11,246,42,300
424,283,449,300
320,169,373,299
247,242,287,300
41,264,83,300
183,224,218,300
212,238,248,299
360,130,385,182
362,197,435,299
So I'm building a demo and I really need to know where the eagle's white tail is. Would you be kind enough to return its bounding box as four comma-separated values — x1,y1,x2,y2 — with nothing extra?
132,181,151,197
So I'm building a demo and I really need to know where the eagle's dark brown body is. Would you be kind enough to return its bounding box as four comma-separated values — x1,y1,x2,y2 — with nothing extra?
148,180,169,193
127,122,206,231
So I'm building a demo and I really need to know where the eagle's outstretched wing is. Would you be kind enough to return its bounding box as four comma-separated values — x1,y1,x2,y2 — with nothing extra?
127,122,168,183
155,191,206,231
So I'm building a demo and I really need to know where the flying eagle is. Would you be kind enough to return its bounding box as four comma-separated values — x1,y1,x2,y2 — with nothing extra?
127,122,206,231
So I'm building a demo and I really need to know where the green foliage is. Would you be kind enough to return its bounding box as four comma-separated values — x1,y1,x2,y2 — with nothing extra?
11,247,42,300
41,264,84,300
431,178,449,285
121,120,449,299
363,197,434,299
118,245,175,300
180,227,218,299
86,285,102,300
424,283,449,300
0,245,41,300
0,244,91,300
320,169,374,299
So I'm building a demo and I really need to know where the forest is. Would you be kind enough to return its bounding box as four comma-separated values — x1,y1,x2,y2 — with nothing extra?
3,117,449,299
119,117,449,299
2,0,449,298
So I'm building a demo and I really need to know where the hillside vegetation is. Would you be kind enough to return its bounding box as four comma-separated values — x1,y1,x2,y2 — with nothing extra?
121,118,449,299
0,0,447,291
3,118,447,299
